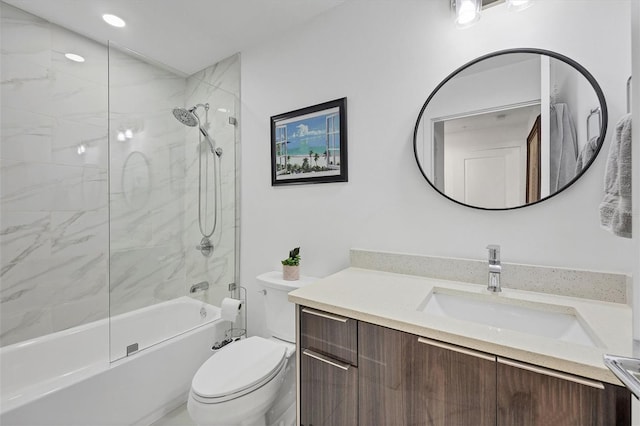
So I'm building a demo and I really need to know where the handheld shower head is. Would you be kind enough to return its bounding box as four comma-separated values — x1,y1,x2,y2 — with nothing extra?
172,105,219,155
172,107,198,127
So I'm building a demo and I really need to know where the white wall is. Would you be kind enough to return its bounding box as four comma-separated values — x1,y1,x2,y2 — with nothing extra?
241,0,633,337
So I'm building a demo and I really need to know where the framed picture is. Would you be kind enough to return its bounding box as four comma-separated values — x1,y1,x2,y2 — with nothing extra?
271,98,347,186
526,115,541,203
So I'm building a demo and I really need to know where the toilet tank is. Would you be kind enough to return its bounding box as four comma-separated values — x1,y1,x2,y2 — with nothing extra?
257,271,318,343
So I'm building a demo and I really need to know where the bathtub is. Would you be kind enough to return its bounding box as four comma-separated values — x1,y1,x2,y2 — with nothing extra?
0,296,224,426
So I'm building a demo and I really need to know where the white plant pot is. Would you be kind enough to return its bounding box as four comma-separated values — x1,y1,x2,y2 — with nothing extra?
283,265,300,281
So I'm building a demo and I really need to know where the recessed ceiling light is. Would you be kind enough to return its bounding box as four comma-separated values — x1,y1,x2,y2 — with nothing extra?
64,53,85,63
217,108,228,113
102,14,126,28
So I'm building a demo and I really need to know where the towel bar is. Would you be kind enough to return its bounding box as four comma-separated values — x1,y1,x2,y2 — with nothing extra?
587,107,602,141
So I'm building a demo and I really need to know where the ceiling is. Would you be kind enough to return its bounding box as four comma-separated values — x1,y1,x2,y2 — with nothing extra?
3,0,346,75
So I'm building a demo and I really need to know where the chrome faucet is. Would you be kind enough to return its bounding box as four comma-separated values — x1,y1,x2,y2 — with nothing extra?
190,281,210,293
486,244,501,293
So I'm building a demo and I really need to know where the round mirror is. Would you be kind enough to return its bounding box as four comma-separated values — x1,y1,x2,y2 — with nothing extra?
413,48,607,210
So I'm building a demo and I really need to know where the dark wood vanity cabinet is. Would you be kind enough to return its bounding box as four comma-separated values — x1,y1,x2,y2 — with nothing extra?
298,306,631,426
299,307,358,426
358,322,497,426
497,358,631,426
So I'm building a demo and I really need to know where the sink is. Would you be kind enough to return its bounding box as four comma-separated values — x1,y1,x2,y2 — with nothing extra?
418,288,600,347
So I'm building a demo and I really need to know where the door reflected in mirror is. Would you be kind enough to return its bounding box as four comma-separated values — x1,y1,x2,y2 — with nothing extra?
414,49,607,210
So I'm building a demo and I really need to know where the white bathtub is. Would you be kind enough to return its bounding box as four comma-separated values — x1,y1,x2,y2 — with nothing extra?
0,296,224,426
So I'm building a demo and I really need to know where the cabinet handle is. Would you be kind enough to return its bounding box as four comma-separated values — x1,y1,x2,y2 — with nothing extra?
301,307,348,323
497,357,605,389
417,337,495,362
303,349,350,371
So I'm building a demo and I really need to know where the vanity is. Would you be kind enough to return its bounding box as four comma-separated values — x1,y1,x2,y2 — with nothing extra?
289,258,632,426
287,44,631,425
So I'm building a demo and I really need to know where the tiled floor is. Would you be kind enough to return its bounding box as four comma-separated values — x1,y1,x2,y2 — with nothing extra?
151,403,195,426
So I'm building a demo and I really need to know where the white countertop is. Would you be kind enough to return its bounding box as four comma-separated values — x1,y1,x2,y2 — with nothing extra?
289,267,633,385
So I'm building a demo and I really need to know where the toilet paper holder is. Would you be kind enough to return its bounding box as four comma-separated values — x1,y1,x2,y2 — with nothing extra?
212,283,247,350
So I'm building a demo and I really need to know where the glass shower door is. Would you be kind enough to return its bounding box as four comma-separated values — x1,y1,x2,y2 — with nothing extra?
108,42,239,361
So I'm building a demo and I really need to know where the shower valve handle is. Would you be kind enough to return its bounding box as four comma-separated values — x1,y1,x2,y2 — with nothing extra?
196,237,214,257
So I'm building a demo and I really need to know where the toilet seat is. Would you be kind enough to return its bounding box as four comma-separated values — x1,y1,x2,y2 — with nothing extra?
191,336,287,404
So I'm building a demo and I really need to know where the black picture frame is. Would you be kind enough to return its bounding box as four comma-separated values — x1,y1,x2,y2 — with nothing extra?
271,97,348,186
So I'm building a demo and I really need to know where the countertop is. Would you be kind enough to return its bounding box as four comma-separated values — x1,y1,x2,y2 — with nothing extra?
288,267,633,385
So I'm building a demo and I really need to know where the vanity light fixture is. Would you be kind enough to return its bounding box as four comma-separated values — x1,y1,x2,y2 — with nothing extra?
102,13,126,28
451,0,534,28
64,53,85,63
451,0,481,28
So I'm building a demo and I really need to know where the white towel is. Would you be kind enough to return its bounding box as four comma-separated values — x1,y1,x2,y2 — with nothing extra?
599,113,632,238
575,136,600,173
549,103,578,192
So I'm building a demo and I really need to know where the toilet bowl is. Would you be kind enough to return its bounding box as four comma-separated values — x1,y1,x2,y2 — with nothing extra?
187,272,317,426
187,336,294,426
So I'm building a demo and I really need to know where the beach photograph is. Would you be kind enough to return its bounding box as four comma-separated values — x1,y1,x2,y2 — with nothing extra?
271,98,347,185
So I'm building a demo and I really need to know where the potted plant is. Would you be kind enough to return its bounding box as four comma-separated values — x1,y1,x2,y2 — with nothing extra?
281,247,300,281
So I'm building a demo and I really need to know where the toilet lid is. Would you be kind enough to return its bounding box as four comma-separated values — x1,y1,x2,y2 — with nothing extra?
192,336,286,399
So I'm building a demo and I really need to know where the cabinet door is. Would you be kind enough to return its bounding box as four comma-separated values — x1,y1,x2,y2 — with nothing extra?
497,357,631,426
300,349,358,426
358,321,412,425
358,322,497,426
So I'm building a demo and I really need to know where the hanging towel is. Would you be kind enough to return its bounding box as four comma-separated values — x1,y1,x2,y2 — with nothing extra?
575,136,600,173
549,103,579,192
599,113,632,238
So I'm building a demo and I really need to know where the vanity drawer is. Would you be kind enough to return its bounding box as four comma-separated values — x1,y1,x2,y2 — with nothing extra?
300,306,358,366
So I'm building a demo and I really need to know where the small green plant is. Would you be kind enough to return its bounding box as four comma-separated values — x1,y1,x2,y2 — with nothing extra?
281,247,300,266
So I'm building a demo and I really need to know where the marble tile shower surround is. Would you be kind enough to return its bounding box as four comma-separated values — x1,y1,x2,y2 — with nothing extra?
1,3,109,345
0,1,241,346
108,51,240,317
183,54,239,308
350,249,629,304
108,45,189,316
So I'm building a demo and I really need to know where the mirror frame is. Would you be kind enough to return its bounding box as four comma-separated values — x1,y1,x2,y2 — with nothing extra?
413,48,608,211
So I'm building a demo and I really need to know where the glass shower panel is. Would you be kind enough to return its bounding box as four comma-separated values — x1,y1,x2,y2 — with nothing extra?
108,43,239,361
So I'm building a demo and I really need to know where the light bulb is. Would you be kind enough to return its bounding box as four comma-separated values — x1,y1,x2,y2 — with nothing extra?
117,132,126,142
506,0,533,11
124,129,133,139
455,0,480,27
77,144,86,155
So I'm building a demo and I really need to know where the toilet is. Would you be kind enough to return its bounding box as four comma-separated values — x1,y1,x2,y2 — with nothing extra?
187,271,316,426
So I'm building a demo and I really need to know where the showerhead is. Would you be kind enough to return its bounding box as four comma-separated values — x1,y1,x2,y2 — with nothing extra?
172,107,198,127
173,104,220,156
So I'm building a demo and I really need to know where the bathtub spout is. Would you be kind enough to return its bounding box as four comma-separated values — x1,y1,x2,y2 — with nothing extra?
190,281,210,293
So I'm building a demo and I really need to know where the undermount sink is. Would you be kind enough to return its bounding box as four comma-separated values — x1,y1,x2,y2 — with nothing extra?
418,288,600,348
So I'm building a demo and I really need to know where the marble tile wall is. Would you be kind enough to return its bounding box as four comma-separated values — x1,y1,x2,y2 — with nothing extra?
183,54,240,308
0,2,240,347
0,3,109,345
107,45,189,316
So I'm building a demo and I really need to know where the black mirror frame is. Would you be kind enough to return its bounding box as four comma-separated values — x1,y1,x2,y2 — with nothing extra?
413,48,608,211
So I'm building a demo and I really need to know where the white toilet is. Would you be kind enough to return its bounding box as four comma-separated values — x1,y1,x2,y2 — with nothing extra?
187,271,316,426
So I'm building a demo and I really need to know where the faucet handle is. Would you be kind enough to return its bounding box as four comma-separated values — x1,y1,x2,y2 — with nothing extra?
486,244,500,261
